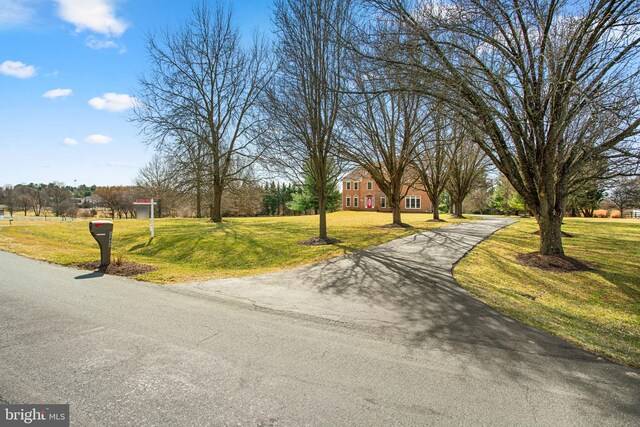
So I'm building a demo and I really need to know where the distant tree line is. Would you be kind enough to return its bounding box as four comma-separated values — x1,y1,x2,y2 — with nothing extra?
0,183,86,218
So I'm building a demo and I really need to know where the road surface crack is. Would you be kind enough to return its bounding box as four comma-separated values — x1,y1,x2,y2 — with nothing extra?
199,332,219,344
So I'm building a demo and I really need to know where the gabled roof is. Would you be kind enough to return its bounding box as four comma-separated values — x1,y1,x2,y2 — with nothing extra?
342,167,370,181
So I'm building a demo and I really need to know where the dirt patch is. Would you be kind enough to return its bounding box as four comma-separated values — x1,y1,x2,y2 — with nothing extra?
531,230,574,238
381,223,413,228
515,252,594,272
75,261,159,277
298,237,342,246
425,219,446,223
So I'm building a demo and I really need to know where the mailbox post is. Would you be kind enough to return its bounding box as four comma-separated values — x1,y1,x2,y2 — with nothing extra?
89,220,113,272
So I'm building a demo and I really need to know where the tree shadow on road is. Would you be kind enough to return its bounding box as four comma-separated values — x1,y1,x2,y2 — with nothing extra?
286,220,640,420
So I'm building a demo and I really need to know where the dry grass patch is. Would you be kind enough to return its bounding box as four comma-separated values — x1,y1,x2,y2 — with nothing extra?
0,211,474,283
455,217,640,367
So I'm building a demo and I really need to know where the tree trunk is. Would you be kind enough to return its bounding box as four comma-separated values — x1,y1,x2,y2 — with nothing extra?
210,184,223,222
457,199,464,218
453,199,464,218
391,193,403,225
429,194,440,220
195,183,202,218
318,197,327,239
537,209,564,256
392,205,402,225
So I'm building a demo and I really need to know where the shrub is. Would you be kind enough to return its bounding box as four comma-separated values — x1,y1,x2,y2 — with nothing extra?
593,209,609,218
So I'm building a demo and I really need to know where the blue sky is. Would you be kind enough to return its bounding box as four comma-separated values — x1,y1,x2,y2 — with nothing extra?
0,0,273,186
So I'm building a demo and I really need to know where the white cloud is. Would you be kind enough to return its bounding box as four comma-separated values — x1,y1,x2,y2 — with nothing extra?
88,92,138,112
0,60,36,78
85,134,112,144
85,36,127,53
62,137,78,146
0,0,36,27
55,0,128,37
86,36,117,49
43,88,73,99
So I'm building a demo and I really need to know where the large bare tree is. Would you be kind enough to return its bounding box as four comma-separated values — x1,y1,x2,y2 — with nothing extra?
134,2,274,223
262,0,352,243
368,0,640,256
341,62,430,226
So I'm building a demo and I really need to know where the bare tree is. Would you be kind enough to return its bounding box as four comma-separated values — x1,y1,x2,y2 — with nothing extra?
136,154,182,218
134,2,274,223
367,0,640,256
464,171,493,214
44,184,72,217
13,185,31,216
447,132,491,218
413,104,455,221
1,185,14,216
608,177,640,218
94,186,143,219
341,64,430,226
262,0,352,242
27,185,44,216
167,133,208,218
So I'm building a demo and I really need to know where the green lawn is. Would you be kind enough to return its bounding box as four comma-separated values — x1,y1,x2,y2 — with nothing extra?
455,217,640,367
0,211,471,283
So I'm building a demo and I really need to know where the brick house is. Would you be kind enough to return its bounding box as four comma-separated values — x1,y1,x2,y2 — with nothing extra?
341,168,433,213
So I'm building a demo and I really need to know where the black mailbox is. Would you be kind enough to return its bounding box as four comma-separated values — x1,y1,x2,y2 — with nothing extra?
89,220,113,272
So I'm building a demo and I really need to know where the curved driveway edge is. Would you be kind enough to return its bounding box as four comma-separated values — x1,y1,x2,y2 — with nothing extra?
173,219,516,329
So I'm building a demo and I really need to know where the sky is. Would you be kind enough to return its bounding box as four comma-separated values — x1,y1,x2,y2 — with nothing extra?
0,0,273,187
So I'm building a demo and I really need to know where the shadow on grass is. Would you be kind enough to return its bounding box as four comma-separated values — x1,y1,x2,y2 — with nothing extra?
128,237,155,252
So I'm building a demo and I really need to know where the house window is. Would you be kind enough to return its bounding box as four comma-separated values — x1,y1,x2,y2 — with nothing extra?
367,181,372,190
354,197,359,207
354,182,359,190
380,196,387,208
346,196,351,207
405,195,421,210
346,182,351,190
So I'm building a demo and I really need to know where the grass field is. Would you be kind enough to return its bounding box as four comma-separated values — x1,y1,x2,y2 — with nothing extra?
0,211,471,283
455,217,640,367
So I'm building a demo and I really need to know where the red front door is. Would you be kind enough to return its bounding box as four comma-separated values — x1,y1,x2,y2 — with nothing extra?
366,197,373,209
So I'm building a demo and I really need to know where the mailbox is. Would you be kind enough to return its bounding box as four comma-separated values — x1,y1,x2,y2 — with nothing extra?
89,220,113,272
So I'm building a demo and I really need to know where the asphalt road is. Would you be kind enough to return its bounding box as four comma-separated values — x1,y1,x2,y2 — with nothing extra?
1,250,639,426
